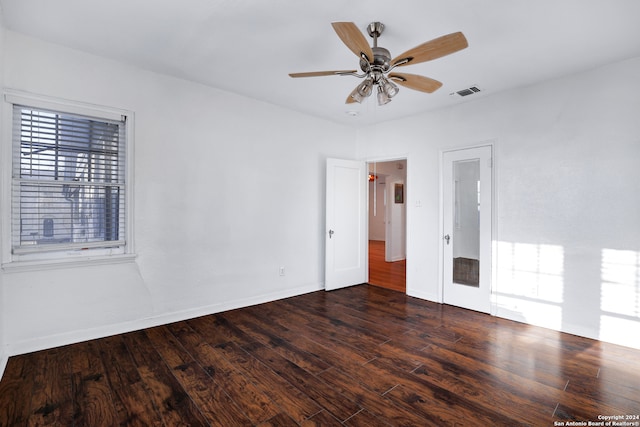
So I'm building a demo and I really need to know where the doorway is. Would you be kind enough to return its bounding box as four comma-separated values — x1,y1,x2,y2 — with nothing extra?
368,160,407,292
442,146,492,313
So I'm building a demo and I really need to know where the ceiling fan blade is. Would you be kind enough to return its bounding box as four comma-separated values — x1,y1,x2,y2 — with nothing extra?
289,70,357,78
388,73,443,93
391,32,468,67
331,22,374,62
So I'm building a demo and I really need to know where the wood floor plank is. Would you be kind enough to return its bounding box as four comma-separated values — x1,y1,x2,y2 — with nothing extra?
97,335,164,426
566,373,640,410
2,284,639,426
244,341,362,423
317,366,438,427
187,312,256,347
121,330,210,427
343,408,394,427
245,306,378,373
213,341,323,423
222,310,333,375
323,356,400,396
286,290,414,341
331,349,527,425
166,321,280,424
595,363,640,396
407,347,559,421
145,326,253,426
385,353,552,425
28,347,74,426
267,299,378,362
337,286,446,329
437,327,572,390
0,354,36,426
279,297,391,353
257,412,301,427
384,382,519,427
70,341,119,426
300,409,344,426
314,297,416,336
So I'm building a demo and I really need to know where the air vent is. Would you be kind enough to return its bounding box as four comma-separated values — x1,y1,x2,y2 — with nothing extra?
451,86,481,97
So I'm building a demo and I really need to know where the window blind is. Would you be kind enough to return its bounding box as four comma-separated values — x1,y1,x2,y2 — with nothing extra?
11,105,126,254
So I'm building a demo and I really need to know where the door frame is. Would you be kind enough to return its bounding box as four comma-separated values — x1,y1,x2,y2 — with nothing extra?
366,156,408,292
438,142,496,313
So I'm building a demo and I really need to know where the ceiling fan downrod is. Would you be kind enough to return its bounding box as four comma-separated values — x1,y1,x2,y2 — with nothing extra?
367,22,384,48
361,22,391,73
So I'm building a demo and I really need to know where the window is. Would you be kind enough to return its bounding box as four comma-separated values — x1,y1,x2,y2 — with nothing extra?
3,93,133,266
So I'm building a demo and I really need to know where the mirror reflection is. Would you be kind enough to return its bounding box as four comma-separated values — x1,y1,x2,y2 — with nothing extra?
453,159,480,287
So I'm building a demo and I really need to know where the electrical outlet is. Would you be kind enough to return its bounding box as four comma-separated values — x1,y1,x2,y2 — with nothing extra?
279,266,285,276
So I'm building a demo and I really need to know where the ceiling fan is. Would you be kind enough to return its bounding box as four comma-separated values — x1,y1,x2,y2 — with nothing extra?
289,22,468,106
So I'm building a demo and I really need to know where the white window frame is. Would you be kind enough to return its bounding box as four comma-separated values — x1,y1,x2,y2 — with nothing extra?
1,90,135,271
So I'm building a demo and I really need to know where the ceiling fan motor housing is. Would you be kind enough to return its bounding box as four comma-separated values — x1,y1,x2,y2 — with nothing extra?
360,46,391,73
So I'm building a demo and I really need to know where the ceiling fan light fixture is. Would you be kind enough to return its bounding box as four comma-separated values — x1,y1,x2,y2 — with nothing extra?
348,87,364,103
351,77,374,103
379,76,399,98
377,85,392,105
357,77,374,97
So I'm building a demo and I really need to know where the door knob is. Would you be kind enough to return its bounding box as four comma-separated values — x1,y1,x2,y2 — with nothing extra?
444,234,450,245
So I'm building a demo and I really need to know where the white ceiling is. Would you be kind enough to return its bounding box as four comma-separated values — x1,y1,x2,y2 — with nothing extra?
2,0,640,126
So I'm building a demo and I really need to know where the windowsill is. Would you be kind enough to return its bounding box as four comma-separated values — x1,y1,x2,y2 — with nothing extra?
1,253,137,273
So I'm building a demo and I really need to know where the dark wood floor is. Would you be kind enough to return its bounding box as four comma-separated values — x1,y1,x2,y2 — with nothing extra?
368,240,406,292
1,285,639,426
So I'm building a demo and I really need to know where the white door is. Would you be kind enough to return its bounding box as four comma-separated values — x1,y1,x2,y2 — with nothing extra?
442,146,492,313
325,158,367,291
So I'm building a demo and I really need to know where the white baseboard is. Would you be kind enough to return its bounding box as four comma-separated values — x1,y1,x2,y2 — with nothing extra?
0,349,8,381
406,288,439,303
6,282,324,358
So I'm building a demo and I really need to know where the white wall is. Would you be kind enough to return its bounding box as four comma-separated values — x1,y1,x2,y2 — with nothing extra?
358,57,640,349
0,31,357,355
